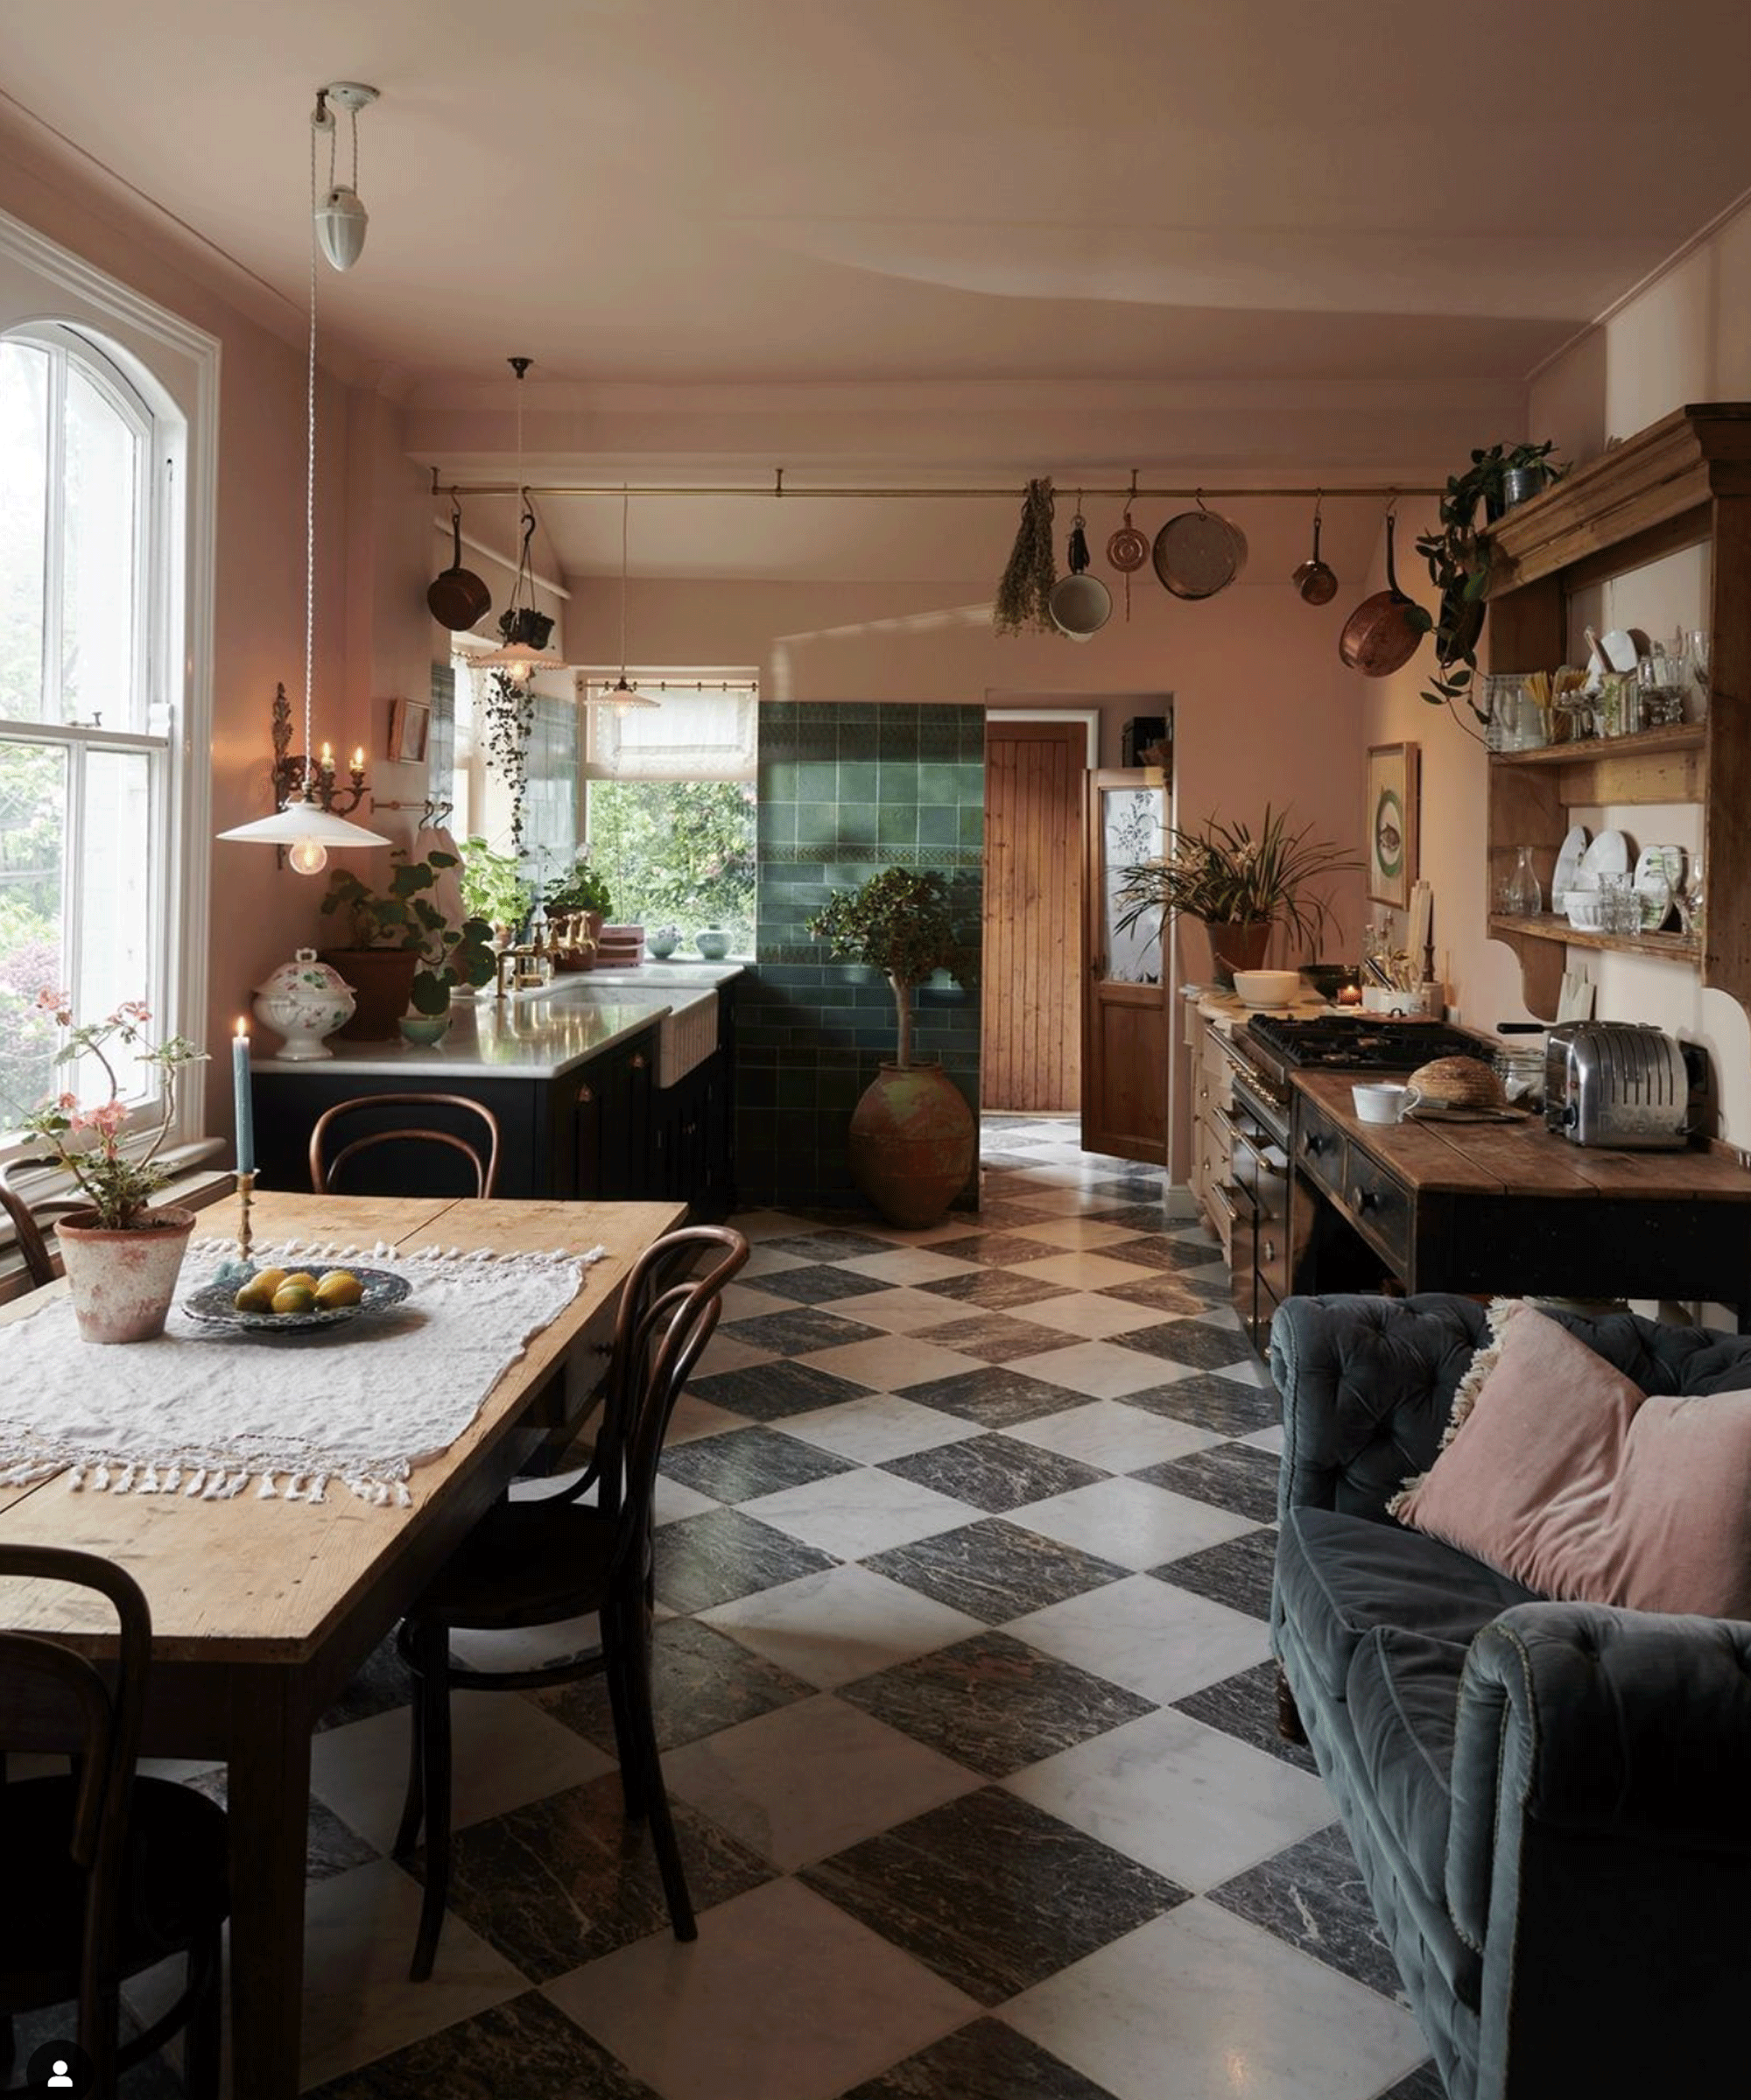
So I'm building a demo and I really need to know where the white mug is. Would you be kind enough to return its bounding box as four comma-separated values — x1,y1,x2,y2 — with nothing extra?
1353,1081,1422,1125
1361,987,1406,1015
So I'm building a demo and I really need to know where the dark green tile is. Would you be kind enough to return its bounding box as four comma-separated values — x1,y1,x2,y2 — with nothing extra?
878,804,919,846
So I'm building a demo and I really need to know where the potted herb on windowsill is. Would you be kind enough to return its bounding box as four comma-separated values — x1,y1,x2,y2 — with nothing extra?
541,858,614,971
805,867,975,1229
319,849,496,1041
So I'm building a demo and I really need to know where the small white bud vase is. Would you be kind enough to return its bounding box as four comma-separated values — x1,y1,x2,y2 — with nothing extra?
253,948,356,1061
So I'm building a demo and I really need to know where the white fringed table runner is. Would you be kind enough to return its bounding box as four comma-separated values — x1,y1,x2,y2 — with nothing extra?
0,1237,594,1507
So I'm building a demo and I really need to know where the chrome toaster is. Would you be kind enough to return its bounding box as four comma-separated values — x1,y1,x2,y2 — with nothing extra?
1544,1022,1705,1149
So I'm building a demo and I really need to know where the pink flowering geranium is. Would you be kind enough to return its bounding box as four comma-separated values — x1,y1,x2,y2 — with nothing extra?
16,992,208,1227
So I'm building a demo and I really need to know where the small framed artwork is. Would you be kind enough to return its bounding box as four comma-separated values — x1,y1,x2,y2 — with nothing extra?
1366,741,1419,907
386,696,431,764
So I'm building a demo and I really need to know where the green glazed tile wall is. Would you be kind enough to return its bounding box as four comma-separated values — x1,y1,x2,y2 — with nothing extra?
738,702,983,1212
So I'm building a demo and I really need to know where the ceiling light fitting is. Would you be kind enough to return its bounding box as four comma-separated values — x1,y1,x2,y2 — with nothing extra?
312,81,377,272
592,488,659,717
220,86,390,872
468,358,574,686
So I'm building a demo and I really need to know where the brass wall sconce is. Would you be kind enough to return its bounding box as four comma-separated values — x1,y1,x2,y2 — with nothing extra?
268,680,369,818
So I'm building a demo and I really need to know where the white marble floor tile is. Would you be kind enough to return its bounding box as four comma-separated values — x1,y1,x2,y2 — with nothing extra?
310,1691,613,1853
545,1877,978,2100
665,1690,982,1869
1005,1217,1146,1250
655,1472,721,1525
738,1467,969,1559
834,1247,983,1286
828,1285,989,1333
861,1215,995,1247
665,1393,758,1443
777,1391,985,1464
700,1562,984,1688
1004,1400,1221,1471
1002,1708,1335,1891
1002,1165,1119,1190
987,1184,1108,1215
1013,1290,1173,1340
1241,1422,1287,1454
802,1333,986,1391
1008,1338,1193,1400
721,1281,801,1323
1007,1573,1271,1704
1002,1899,1426,2100
742,1241,816,1277
1209,1352,1274,1389
731,1209,819,1240
1004,1250,1167,1290
1010,1477,1256,1570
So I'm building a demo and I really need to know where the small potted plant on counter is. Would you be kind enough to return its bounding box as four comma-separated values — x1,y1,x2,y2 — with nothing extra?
459,835,535,946
320,849,496,1040
541,857,614,971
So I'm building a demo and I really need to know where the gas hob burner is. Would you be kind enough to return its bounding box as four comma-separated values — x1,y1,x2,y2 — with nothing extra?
1246,1013,1492,1077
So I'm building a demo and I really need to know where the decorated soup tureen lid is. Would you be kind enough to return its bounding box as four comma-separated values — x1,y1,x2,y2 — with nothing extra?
252,948,355,1060
256,947,354,1003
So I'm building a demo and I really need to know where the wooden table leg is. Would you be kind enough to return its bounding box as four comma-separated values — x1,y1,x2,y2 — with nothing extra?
225,1674,311,2100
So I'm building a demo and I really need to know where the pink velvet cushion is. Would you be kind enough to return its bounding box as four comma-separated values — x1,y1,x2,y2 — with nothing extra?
1390,1302,1751,1619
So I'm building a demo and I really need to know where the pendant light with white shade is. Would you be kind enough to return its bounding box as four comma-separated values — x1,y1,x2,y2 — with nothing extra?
593,488,660,717
219,86,390,873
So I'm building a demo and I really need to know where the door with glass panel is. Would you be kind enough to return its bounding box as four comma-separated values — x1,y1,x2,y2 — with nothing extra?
1081,769,1167,1162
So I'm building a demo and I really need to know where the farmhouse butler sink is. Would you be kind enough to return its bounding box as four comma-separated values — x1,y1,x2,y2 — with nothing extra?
541,980,719,1086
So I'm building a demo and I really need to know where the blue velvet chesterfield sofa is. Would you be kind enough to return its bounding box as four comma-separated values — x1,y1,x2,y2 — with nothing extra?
1269,1291,1751,2100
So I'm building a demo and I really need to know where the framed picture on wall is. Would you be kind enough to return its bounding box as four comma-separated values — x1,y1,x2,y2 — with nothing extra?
387,695,431,764
1366,742,1418,907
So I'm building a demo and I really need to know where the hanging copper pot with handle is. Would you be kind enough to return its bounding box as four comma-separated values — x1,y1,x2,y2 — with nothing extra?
1339,511,1424,677
1291,499,1339,605
427,496,492,631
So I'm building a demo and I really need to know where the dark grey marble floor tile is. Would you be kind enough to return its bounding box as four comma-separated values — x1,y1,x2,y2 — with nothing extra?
1094,1274,1214,1317
11,2003,183,2098
1120,1370,1280,1436
720,1305,889,1353
1178,1269,1240,1303
881,1433,1107,1514
1378,2062,1451,2099
304,1985,661,2099
972,1197,1066,1226
186,1766,377,1882
660,1423,857,1503
758,1227,897,1261
1102,1233,1227,1275
652,1507,840,1613
1156,1526,1276,1617
900,1365,1079,1427
1171,1660,1318,1772
750,1260,902,1304
1081,1201,1171,1231
839,1629,1154,1777
530,1615,816,1753
1136,1443,1283,1524
315,1633,414,1732
1116,1318,1260,1371
914,1312,1087,1363
916,1268,1075,1312
865,1519,1129,1623
419,1768,773,1980
800,1786,1187,2004
925,1230,1069,1268
842,2016,1121,2100
688,1359,875,1418
1208,1821,1407,2003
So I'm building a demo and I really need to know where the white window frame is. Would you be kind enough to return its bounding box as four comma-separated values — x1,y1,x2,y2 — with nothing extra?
0,207,218,1161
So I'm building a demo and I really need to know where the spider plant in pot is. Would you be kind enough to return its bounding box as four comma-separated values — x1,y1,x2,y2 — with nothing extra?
805,867,975,1228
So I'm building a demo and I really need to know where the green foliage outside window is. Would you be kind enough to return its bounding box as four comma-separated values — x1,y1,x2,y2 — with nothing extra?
586,781,756,953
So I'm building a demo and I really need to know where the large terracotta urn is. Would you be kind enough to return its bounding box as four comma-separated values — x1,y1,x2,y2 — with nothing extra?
847,1063,976,1230
56,1205,198,1344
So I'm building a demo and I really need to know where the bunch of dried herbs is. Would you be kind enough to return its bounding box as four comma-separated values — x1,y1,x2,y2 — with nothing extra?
994,478,1058,636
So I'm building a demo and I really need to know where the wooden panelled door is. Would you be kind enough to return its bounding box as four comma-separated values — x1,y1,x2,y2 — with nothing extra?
1081,769,1168,1162
982,720,1086,1112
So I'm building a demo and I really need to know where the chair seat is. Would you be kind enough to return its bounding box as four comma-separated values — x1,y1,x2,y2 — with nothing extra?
0,1775,229,2008
411,1495,618,1632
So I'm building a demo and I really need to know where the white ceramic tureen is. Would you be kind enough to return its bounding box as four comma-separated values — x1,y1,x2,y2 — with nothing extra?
252,948,356,1060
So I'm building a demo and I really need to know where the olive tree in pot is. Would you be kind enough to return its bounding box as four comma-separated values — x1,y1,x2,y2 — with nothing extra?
806,867,975,1229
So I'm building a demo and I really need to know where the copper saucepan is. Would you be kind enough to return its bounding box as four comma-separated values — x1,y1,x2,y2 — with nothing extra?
1339,513,1423,677
427,500,492,631
1291,505,1339,606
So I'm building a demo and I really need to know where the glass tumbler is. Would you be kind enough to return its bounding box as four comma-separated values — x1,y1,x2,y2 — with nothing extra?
1595,871,1637,935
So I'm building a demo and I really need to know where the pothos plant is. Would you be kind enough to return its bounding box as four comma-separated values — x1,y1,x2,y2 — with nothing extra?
805,867,961,1069
1407,440,1565,720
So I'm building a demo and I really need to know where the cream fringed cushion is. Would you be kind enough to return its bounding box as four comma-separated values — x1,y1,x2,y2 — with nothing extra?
1389,1299,1751,1619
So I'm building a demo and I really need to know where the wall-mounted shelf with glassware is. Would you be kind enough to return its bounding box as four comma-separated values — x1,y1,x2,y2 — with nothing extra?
1479,403,1751,1021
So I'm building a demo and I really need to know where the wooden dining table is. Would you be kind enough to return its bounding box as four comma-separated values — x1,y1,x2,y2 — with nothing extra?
0,1188,686,2100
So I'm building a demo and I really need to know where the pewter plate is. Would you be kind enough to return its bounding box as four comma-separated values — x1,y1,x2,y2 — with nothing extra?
182,1264,411,1333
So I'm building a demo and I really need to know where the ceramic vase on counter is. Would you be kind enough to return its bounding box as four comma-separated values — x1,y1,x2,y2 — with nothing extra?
252,949,356,1060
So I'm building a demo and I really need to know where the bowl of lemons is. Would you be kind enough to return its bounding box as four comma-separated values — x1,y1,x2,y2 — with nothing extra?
183,1263,411,1333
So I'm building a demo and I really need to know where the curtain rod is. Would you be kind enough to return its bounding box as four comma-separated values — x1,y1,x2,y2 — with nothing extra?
432,476,1444,504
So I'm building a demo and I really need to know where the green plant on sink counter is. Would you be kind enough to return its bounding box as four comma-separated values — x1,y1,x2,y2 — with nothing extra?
459,836,535,938
320,849,497,1015
541,856,613,920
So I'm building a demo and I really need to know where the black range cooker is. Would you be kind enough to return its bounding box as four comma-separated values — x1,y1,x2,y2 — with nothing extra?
1223,1015,1496,1352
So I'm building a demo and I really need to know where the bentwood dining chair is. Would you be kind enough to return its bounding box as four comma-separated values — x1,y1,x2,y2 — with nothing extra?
0,1165,91,1290
0,1546,230,2099
308,1093,502,1198
392,1224,749,1980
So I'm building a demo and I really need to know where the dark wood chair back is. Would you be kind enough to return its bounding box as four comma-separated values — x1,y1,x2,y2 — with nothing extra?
0,1165,95,1289
308,1093,502,1198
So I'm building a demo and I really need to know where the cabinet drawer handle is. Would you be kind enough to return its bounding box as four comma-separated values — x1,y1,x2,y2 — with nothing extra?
1262,1235,1276,1262
1302,1132,1327,1156
578,1085,594,1104
631,1053,647,1070
1351,1183,1377,1212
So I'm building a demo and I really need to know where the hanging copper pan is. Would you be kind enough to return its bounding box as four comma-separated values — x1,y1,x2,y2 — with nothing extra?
427,499,492,631
1338,513,1423,677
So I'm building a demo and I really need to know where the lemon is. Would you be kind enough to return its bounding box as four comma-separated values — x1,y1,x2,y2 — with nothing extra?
234,1276,278,1314
279,1271,319,1294
251,1268,288,1296
313,1269,363,1309
271,1282,316,1316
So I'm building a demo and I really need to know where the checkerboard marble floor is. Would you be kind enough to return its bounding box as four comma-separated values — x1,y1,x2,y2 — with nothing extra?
76,1117,1447,2100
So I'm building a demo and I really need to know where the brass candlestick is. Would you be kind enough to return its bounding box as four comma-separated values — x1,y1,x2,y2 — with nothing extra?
236,1170,257,1268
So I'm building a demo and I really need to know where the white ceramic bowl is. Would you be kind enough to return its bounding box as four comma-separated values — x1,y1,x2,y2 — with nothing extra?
1232,969,1301,1007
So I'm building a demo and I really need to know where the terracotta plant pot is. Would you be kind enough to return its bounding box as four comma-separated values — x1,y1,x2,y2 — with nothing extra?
847,1063,975,1229
55,1205,198,1344
1178,917,1274,988
320,949,421,1041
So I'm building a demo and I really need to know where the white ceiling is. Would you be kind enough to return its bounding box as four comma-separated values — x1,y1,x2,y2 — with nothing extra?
6,0,1751,582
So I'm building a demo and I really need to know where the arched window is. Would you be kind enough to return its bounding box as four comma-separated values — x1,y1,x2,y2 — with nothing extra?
0,322,184,1129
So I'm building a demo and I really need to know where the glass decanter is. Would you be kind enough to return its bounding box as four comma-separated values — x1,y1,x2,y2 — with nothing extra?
1501,845,1542,918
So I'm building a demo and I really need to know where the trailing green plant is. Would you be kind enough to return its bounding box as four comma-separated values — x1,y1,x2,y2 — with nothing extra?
459,836,535,933
542,856,614,919
993,477,1058,636
1115,804,1361,957
806,867,960,1068
1408,441,1565,720
320,849,497,1015
481,670,535,850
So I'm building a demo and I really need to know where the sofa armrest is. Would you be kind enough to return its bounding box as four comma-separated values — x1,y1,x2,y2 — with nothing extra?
1269,1292,1488,1525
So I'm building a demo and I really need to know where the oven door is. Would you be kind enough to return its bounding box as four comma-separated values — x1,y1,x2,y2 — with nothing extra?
1227,1084,1291,1354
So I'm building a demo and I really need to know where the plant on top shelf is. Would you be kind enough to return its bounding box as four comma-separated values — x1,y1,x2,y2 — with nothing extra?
541,856,614,922
805,867,961,1068
320,848,496,1015
1408,440,1566,720
1115,804,1361,958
